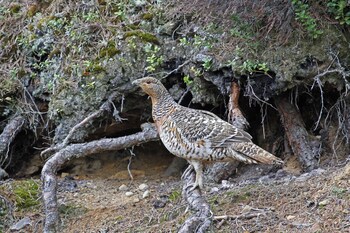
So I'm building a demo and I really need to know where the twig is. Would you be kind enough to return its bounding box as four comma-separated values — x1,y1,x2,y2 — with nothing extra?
178,86,190,105
161,60,190,79
245,78,277,111
127,147,135,180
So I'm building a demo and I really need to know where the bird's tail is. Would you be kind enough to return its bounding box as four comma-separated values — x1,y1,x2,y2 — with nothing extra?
230,142,284,165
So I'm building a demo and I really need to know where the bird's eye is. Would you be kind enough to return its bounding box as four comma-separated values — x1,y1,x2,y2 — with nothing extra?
146,81,151,84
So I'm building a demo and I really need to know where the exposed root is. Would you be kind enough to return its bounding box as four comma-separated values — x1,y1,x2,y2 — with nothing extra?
275,94,320,171
179,166,213,233
0,115,26,169
228,81,249,130
0,193,14,229
40,92,120,159
41,123,159,233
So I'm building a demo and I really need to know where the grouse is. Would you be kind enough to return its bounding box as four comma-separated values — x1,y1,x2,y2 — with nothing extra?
133,77,283,190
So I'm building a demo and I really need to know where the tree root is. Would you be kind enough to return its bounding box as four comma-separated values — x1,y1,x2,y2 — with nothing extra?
179,166,212,233
275,94,320,171
41,123,159,233
41,92,120,159
0,115,26,169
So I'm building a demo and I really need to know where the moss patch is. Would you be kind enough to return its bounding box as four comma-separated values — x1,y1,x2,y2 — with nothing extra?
13,179,41,210
123,30,159,44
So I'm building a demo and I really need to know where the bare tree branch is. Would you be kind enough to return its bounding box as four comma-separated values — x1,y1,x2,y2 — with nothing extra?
41,123,159,233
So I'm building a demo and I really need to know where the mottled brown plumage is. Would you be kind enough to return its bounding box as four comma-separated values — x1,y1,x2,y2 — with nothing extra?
133,77,283,190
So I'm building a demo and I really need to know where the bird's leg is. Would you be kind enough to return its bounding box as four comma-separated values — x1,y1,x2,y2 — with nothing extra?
181,164,193,180
189,161,204,191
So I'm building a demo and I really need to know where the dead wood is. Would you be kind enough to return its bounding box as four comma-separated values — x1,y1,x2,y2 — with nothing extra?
275,94,320,171
0,115,26,169
179,166,212,233
214,207,274,229
41,92,120,158
207,81,247,182
41,123,158,233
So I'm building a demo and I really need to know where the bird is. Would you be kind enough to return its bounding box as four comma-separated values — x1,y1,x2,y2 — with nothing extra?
132,77,284,190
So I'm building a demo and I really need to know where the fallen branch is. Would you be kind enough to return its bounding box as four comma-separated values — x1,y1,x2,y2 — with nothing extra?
41,123,159,233
214,207,273,229
0,115,26,169
179,166,212,233
41,92,120,158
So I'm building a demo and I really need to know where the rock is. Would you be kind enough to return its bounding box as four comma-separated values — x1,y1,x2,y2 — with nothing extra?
209,187,219,194
221,180,231,189
319,199,329,206
142,190,150,199
153,195,169,209
10,217,31,231
125,191,134,197
286,215,296,220
133,198,140,203
61,172,70,178
0,168,8,180
118,184,129,191
153,199,166,209
138,183,148,191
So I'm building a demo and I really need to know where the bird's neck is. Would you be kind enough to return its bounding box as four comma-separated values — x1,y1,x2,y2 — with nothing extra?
151,92,177,121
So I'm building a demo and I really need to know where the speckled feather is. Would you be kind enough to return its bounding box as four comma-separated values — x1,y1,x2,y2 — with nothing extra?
133,77,283,189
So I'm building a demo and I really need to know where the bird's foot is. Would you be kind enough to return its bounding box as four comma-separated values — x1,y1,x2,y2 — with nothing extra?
188,183,200,192
181,164,193,180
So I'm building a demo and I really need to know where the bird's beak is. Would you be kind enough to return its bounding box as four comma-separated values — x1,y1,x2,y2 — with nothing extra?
132,79,141,86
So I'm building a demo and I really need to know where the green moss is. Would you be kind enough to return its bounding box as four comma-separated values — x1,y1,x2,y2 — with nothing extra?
48,48,61,58
141,13,153,21
169,190,181,202
126,23,140,30
99,41,120,58
123,30,159,44
9,4,21,14
13,180,41,210
27,4,38,17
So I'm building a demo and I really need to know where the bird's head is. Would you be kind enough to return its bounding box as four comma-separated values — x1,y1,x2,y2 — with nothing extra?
132,77,168,100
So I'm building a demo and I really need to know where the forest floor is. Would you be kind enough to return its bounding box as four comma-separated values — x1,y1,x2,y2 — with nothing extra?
2,154,350,233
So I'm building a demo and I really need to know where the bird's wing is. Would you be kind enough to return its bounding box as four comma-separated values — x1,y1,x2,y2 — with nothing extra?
171,107,252,148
